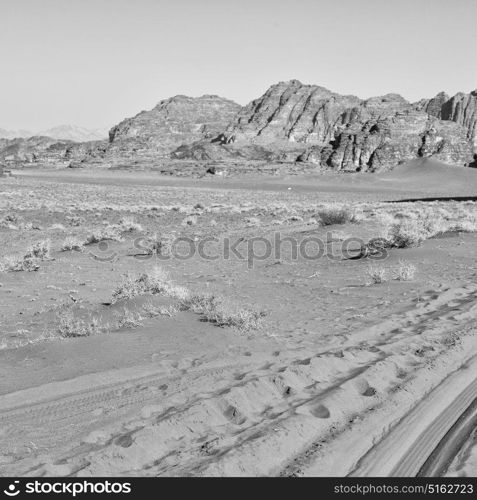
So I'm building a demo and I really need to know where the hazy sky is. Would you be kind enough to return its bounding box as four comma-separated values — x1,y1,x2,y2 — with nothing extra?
1,0,476,130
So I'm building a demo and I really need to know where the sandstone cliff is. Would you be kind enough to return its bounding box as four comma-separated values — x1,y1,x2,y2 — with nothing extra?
176,81,476,171
2,82,476,172
418,90,477,150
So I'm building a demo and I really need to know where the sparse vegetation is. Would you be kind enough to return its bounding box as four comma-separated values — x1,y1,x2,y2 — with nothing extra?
366,264,388,285
84,225,123,245
24,239,51,260
0,239,51,272
115,308,143,329
61,236,85,252
180,294,267,331
393,260,417,281
111,266,190,303
142,302,179,318
317,205,357,226
56,310,101,338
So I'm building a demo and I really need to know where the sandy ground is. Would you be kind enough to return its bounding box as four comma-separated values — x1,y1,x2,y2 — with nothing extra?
1,161,477,476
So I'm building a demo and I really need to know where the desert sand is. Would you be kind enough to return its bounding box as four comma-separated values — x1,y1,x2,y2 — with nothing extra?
0,160,477,477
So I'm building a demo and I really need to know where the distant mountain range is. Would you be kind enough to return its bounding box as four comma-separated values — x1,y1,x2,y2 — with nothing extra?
1,82,476,171
0,125,109,142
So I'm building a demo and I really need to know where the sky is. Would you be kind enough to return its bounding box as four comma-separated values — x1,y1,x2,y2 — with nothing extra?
1,0,476,131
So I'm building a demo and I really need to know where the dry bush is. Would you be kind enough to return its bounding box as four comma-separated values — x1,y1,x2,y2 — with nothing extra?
61,236,85,252
56,310,101,338
180,294,267,331
317,205,357,226
144,233,175,257
111,266,189,303
24,239,51,260
84,225,123,245
0,255,39,272
0,239,51,272
142,302,179,318
393,260,417,281
117,216,143,232
181,215,198,226
115,308,143,329
366,264,388,285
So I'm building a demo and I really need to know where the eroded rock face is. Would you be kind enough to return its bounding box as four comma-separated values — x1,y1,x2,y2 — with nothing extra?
179,81,475,170
2,82,476,171
222,80,361,145
416,90,477,150
0,137,107,168
107,95,241,157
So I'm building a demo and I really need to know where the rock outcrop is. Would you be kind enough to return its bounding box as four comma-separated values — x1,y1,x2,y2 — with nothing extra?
0,136,107,168
2,82,476,172
177,81,476,171
105,95,241,160
418,90,477,150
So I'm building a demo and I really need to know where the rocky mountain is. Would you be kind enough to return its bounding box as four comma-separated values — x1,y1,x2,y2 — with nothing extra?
417,90,477,149
104,95,241,160
1,82,476,171
0,128,32,140
176,81,476,171
0,136,106,167
0,125,108,142
38,125,108,142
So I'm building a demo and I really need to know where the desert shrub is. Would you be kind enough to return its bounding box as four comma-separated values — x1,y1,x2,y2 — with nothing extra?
181,215,198,226
84,226,123,245
115,308,143,329
117,216,143,232
452,217,477,233
317,205,356,226
24,239,51,260
111,266,189,303
0,255,39,272
393,260,417,281
142,302,178,318
0,239,51,272
56,310,100,338
385,220,425,248
366,264,388,285
181,294,266,331
145,233,175,257
61,236,85,252
419,214,448,238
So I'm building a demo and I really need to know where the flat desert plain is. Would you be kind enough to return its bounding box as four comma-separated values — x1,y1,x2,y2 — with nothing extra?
1,160,477,477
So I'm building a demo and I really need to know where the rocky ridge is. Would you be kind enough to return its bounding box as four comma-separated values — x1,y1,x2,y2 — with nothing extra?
2,81,476,172
179,81,476,171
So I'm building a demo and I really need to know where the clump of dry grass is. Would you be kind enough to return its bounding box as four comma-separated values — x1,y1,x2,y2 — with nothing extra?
366,264,388,285
24,239,51,260
0,239,51,272
181,215,198,226
117,216,143,232
56,310,101,338
317,205,357,226
115,308,143,329
142,302,179,318
385,220,425,248
61,236,85,252
84,225,123,245
0,254,39,272
143,233,175,257
180,294,267,331
393,260,417,281
111,266,189,303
